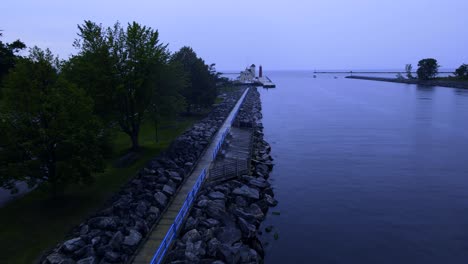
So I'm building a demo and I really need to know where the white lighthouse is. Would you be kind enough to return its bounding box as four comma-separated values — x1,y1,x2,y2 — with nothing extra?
238,64,257,83
250,64,256,77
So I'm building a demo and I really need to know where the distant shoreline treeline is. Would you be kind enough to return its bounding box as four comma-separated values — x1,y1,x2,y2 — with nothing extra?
0,20,230,196
346,75,468,89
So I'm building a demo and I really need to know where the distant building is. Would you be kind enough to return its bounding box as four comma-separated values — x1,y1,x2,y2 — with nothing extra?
238,64,256,83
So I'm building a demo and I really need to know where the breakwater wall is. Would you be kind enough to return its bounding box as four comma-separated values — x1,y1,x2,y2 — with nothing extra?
163,88,277,263
41,87,246,264
346,76,468,89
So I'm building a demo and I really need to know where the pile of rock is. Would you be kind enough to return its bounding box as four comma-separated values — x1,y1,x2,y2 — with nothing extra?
234,88,262,128
42,88,245,264
165,89,276,264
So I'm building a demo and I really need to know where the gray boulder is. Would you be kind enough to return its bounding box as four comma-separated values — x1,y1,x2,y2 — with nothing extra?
237,217,256,238
162,184,176,196
208,191,225,200
88,217,117,230
207,238,220,257
109,231,123,249
196,199,209,208
217,243,241,264
264,194,278,207
123,229,142,247
182,229,201,243
248,178,269,189
200,218,220,229
62,237,85,253
45,253,74,264
184,216,199,231
216,226,241,245
148,206,160,216
154,192,168,208
232,185,259,200
206,200,226,220
235,196,248,207
79,225,89,236
76,256,97,264
104,251,120,262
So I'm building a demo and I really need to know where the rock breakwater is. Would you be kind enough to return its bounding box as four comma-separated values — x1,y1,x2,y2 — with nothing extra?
165,88,276,264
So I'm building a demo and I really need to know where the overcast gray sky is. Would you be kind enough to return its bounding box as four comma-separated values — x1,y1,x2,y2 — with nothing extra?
2,0,467,71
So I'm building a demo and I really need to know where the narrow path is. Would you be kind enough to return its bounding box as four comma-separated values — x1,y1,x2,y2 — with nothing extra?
132,88,250,264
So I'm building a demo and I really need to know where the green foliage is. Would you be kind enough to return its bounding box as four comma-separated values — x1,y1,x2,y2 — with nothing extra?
0,21,225,261
454,64,468,79
0,47,105,196
71,21,169,151
148,60,186,141
405,64,414,79
417,58,439,80
171,46,217,113
62,21,117,123
0,34,26,96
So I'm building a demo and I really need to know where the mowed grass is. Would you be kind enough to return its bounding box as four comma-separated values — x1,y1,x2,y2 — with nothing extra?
0,116,201,264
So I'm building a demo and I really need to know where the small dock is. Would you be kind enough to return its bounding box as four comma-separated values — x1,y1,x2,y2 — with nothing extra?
208,127,253,184
258,76,276,88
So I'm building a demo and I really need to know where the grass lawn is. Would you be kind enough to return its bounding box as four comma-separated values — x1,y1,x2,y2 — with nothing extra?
0,116,201,264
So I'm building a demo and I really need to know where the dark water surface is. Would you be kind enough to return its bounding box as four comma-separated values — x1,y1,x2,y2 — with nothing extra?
260,71,468,264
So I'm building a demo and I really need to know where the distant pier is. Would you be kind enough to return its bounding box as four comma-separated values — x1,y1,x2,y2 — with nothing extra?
234,64,276,88
346,76,468,89
258,76,276,88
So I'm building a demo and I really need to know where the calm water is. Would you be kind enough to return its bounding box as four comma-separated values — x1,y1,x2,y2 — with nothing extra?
259,71,468,264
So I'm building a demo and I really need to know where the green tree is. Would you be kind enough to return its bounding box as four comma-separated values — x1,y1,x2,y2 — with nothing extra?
405,64,414,79
454,64,468,79
171,46,217,113
109,22,169,150
0,33,26,95
62,21,117,123
417,58,440,80
0,47,105,196
71,21,169,151
148,61,186,142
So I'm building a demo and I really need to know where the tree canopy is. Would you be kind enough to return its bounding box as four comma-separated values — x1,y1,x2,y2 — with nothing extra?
454,64,468,79
62,21,117,123
70,21,170,150
171,46,217,113
0,20,224,197
417,58,439,80
405,64,414,79
0,34,26,96
0,47,106,196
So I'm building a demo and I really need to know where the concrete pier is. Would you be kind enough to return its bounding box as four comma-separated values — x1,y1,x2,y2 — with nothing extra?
131,88,250,264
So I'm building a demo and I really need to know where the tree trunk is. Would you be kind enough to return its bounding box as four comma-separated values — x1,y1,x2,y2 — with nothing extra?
48,161,59,198
154,119,159,142
130,132,140,151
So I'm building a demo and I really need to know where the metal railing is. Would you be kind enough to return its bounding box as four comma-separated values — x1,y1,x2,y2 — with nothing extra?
212,128,230,161
149,168,207,264
209,158,249,182
211,89,249,161
149,88,250,264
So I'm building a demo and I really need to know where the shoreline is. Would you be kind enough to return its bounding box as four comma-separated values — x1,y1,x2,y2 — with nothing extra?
346,76,468,89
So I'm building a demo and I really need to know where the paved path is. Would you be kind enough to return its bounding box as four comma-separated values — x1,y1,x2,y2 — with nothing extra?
132,88,249,264
0,182,34,208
